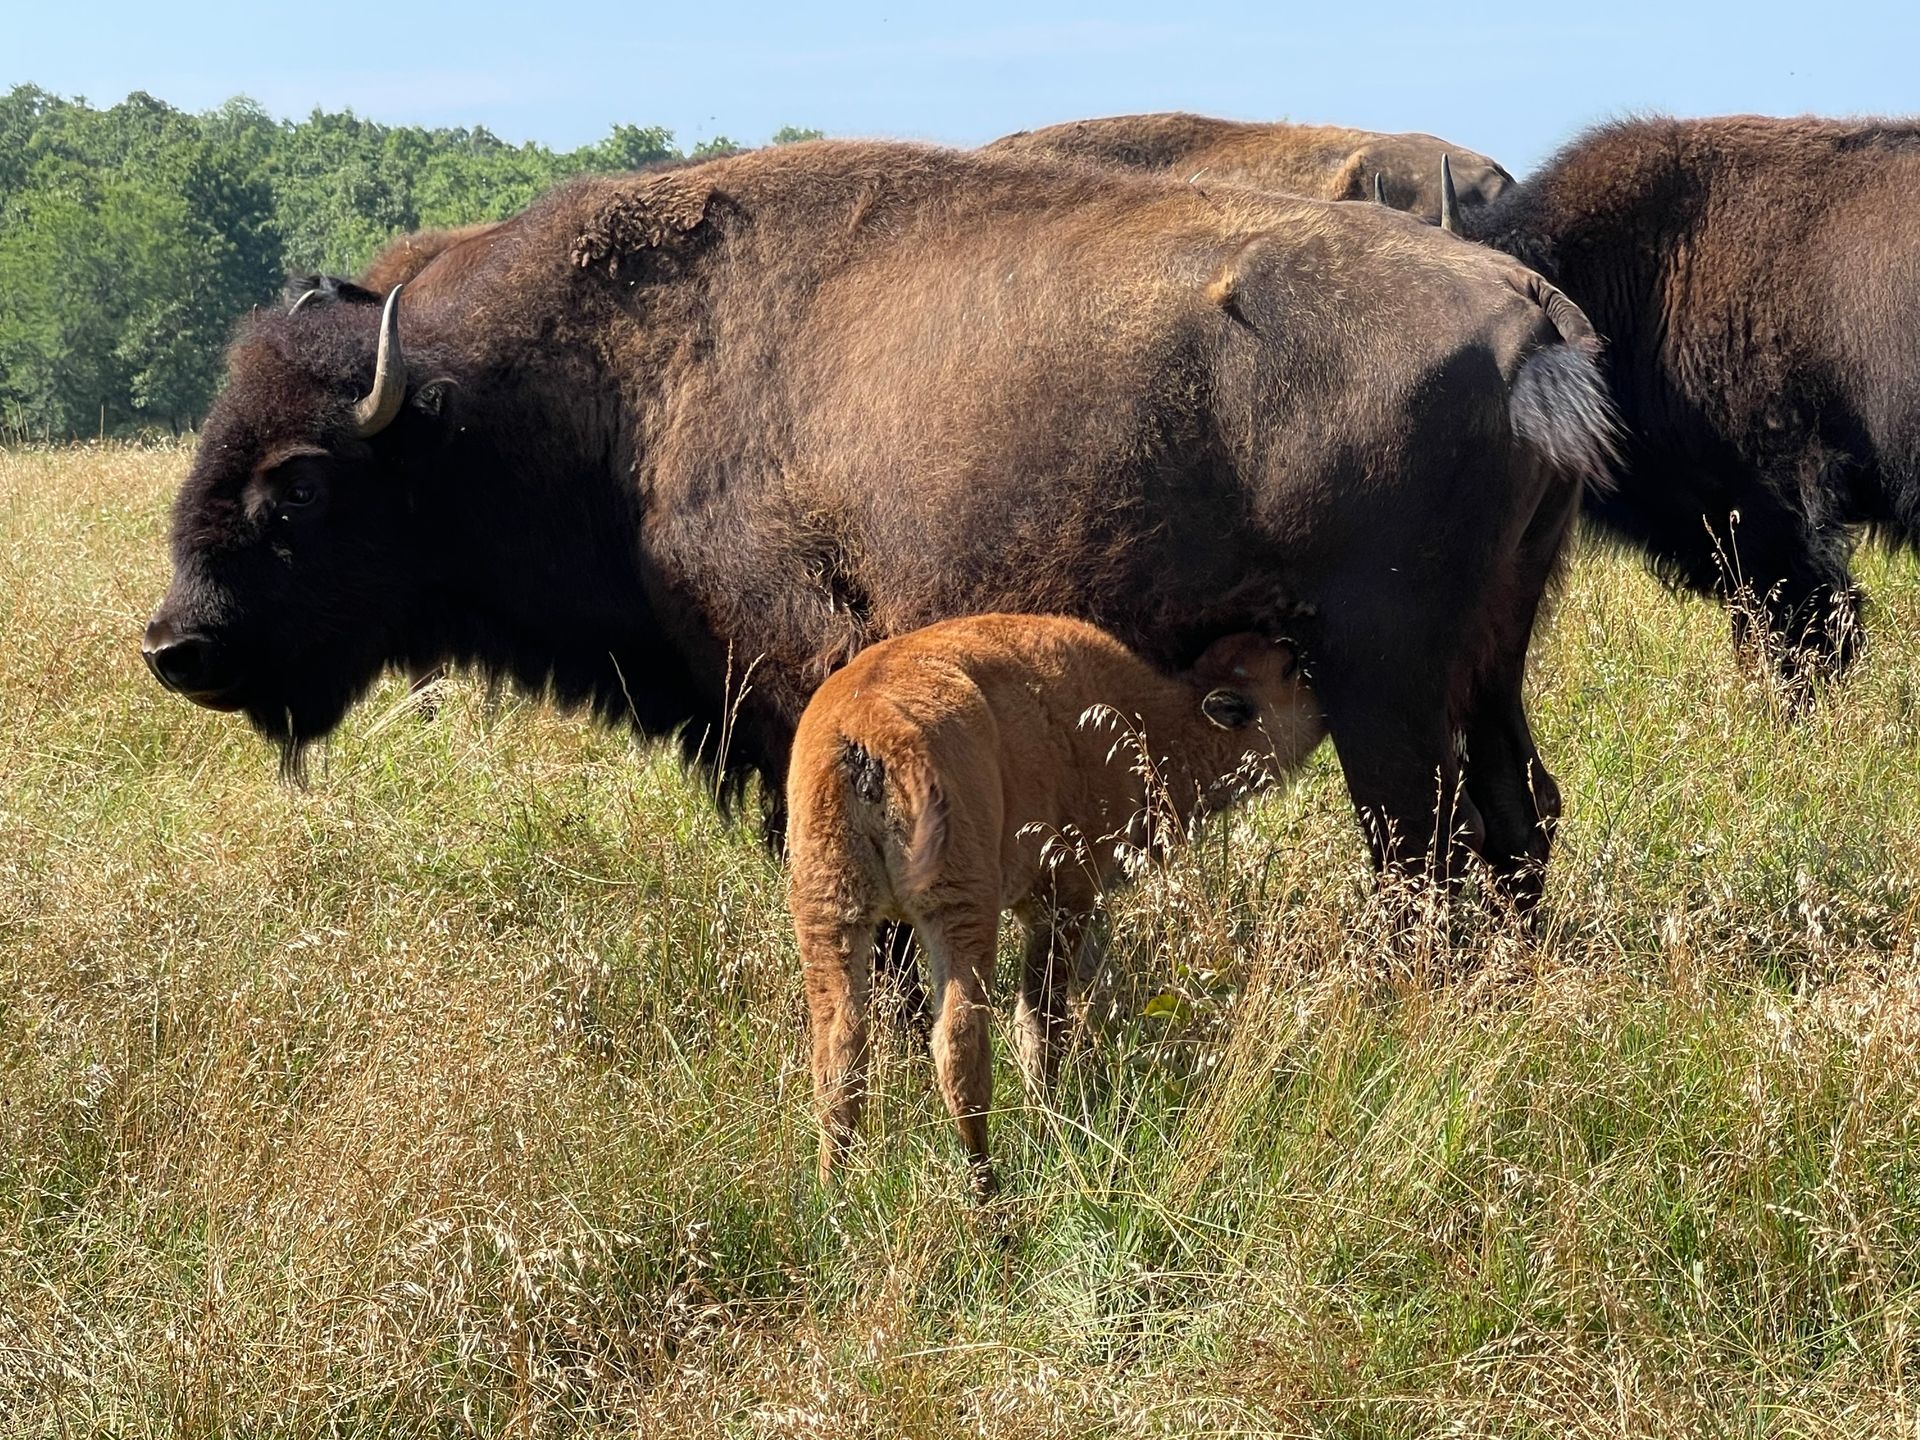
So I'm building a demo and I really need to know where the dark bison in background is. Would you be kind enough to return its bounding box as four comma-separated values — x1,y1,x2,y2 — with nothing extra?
987,113,1513,225
1454,115,1920,677
143,140,1616,903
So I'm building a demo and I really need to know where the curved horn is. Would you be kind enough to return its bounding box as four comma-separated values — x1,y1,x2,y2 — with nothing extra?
1439,154,1460,234
352,283,407,438
1373,172,1387,205
289,288,325,315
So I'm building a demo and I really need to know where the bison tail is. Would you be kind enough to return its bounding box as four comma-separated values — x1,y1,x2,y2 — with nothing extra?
1512,341,1623,497
898,762,949,898
1506,269,1623,496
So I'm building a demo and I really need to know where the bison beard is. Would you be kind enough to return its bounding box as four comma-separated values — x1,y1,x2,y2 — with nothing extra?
245,644,387,782
146,139,1617,910
1458,115,1920,680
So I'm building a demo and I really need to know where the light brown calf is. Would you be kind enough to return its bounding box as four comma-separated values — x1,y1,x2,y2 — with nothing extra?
785,614,1326,1197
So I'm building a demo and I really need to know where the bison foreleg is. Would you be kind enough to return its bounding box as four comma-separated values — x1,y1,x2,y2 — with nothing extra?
872,921,930,1047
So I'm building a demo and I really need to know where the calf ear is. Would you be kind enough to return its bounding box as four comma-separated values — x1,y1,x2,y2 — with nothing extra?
1201,688,1257,730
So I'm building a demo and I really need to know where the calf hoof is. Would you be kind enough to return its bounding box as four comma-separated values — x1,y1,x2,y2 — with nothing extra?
968,1158,1001,1204
818,1130,855,1187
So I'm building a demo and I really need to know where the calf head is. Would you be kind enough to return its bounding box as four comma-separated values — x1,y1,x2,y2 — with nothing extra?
1190,632,1327,776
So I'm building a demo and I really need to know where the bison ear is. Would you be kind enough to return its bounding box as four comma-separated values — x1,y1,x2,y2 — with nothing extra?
572,172,719,277
285,274,382,312
1201,688,1257,730
411,378,457,421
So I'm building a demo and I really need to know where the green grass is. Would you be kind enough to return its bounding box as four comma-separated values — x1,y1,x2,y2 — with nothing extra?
3,441,1920,1436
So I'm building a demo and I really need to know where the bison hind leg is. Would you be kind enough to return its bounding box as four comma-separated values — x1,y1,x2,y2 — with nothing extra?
794,898,878,1185
914,897,1006,1200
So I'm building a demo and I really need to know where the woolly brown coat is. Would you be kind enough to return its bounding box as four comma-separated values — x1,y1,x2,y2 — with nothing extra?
987,112,1512,223
786,615,1324,1194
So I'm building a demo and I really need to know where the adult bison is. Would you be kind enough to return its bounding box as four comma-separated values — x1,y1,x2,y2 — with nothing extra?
987,113,1513,224
143,140,1615,903
1449,115,1920,677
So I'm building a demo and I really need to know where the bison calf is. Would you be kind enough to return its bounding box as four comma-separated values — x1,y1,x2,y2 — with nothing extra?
786,614,1325,1198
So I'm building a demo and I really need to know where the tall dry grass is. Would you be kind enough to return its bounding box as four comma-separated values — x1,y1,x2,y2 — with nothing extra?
3,442,1920,1436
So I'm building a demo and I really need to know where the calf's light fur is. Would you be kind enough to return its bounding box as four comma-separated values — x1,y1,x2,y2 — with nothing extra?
785,614,1326,1196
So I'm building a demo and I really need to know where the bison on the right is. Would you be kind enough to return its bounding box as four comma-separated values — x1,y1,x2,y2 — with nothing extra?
1456,115,1920,678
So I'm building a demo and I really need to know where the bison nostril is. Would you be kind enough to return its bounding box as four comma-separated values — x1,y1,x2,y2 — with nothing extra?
141,623,215,694
142,614,178,655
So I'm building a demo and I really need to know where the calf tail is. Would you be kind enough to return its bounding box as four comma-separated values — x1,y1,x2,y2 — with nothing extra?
901,768,948,897
838,739,948,897
1506,271,1623,496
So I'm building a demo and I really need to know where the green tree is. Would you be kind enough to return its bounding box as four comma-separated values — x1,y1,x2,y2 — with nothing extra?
0,86,765,434
581,123,676,171
0,171,142,435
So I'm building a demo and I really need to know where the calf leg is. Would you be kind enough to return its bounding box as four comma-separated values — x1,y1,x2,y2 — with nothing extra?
1013,904,1090,1098
793,900,877,1184
915,900,1005,1199
872,921,930,1045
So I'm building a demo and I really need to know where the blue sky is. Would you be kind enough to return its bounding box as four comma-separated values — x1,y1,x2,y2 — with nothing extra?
11,1,1918,175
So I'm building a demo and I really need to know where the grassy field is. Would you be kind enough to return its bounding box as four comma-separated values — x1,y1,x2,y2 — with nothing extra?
4,442,1920,1437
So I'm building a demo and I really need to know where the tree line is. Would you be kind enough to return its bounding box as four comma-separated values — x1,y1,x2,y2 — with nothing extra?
0,87,819,438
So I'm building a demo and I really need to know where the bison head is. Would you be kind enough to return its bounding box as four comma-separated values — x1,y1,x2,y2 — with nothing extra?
143,285,450,766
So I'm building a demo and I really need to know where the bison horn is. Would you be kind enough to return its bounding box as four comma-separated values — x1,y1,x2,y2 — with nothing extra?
289,288,324,315
352,284,408,439
1439,154,1460,234
1373,172,1386,205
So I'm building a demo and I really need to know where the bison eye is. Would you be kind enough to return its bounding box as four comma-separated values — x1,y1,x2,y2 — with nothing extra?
284,480,318,509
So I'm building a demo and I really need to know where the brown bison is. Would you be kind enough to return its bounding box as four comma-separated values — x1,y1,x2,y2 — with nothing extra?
987,112,1513,224
790,615,1323,1196
1451,115,1920,676
142,140,1615,904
